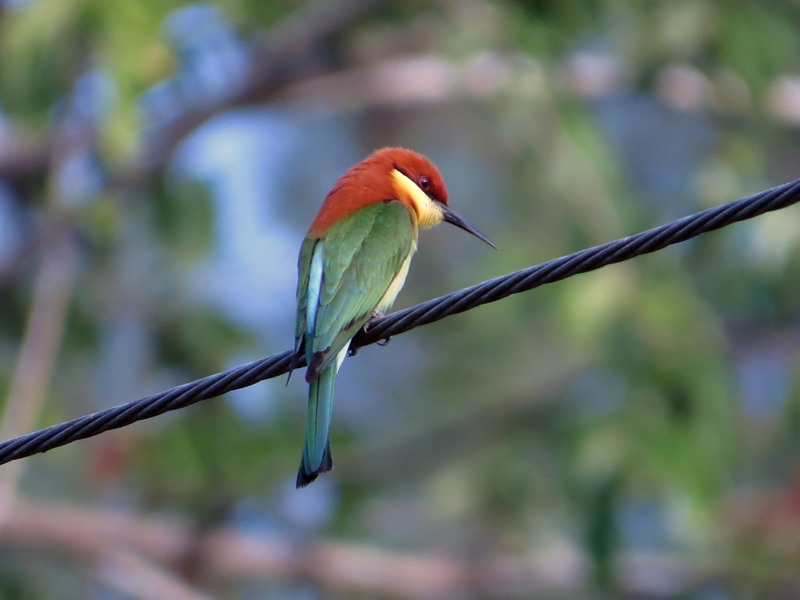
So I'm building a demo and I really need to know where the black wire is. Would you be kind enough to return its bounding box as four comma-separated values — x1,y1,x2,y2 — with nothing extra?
2,178,800,465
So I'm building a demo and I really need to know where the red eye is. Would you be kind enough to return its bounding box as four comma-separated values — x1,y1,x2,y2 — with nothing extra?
419,176,431,191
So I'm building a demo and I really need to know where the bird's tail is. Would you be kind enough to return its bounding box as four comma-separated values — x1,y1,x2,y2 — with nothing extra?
296,362,337,488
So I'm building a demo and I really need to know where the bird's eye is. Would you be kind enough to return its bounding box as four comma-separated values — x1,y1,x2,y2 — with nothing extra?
419,176,431,191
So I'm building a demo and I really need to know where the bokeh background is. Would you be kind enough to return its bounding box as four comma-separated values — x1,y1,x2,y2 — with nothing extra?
2,0,800,598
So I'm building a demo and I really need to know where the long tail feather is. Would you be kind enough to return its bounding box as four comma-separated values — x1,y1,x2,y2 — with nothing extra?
296,363,337,488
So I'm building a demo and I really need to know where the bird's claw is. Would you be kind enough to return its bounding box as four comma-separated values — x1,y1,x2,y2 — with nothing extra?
365,311,391,345
357,311,392,347
363,311,386,333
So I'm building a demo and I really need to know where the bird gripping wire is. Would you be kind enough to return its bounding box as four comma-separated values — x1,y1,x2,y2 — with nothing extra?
2,177,800,465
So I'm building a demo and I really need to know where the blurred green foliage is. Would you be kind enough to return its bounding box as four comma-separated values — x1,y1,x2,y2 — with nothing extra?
2,0,800,599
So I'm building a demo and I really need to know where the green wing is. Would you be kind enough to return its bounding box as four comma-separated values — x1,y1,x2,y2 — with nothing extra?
294,201,414,381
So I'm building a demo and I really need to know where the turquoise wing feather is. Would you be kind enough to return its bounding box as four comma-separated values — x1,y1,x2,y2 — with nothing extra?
293,237,316,361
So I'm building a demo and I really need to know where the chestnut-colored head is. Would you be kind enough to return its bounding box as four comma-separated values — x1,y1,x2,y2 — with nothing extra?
308,147,495,248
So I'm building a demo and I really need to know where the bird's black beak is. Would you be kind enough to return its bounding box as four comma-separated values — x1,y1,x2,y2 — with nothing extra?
440,204,497,249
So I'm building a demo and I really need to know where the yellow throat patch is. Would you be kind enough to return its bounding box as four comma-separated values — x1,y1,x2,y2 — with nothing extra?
391,169,445,229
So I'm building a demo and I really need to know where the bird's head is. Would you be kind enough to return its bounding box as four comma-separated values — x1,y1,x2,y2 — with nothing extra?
309,148,496,249
378,148,497,248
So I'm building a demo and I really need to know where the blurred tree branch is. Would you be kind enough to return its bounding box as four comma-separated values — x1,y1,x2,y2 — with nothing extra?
275,53,531,112
0,95,97,515
0,130,50,190
0,498,754,599
0,0,384,193
0,45,788,192
97,550,215,600
0,213,75,287
0,219,78,514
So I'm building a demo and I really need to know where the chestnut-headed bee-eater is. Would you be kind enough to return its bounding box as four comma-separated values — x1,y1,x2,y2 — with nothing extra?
292,147,496,487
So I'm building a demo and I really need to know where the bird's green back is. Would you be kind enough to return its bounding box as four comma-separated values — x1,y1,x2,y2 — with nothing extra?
294,201,415,379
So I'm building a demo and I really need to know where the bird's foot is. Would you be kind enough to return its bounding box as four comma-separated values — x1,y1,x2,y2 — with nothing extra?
362,311,392,346
364,311,386,332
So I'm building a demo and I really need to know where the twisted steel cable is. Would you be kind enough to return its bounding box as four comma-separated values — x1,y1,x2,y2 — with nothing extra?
2,177,800,465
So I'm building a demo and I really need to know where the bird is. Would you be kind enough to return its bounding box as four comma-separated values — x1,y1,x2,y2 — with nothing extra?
292,147,496,488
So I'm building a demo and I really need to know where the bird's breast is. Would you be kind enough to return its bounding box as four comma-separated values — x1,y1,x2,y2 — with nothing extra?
377,246,415,313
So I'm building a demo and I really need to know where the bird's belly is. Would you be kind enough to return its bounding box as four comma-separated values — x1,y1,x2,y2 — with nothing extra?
377,252,413,313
